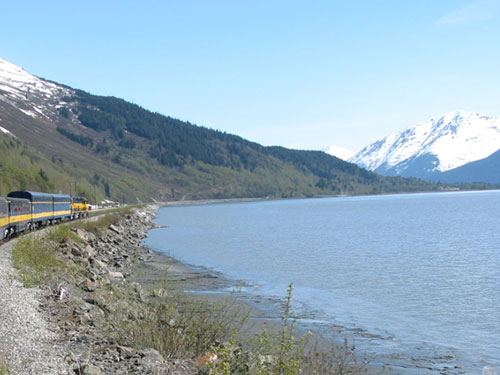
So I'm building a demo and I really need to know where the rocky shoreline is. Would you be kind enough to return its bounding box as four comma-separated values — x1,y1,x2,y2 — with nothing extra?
0,204,395,375
0,205,204,375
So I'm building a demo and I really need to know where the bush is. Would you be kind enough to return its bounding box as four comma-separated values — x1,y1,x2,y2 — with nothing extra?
210,284,371,375
104,284,249,360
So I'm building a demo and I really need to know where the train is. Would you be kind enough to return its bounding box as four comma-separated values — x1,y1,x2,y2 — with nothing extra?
0,191,89,239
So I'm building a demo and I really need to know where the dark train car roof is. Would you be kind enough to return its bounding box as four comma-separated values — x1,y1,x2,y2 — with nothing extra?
8,191,53,201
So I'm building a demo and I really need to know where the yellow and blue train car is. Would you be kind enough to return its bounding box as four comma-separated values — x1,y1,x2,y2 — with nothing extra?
8,191,52,227
7,191,72,227
52,194,72,221
6,197,32,237
0,198,9,239
0,191,88,239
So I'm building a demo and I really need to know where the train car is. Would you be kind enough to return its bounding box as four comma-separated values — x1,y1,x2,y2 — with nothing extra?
6,197,32,237
71,196,88,219
8,191,54,228
52,194,72,222
0,197,9,239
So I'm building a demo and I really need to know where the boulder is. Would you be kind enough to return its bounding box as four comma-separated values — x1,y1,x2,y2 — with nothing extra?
109,271,125,280
140,348,165,370
83,245,95,258
82,365,103,375
109,224,122,234
71,247,83,257
74,228,88,241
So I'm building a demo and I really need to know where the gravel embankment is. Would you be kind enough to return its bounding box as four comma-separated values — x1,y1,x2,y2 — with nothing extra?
0,234,68,375
0,205,174,375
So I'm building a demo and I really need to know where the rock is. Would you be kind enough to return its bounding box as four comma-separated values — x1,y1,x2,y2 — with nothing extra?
140,348,165,370
81,364,103,375
90,258,109,272
86,231,97,243
84,294,107,309
74,228,88,241
71,247,83,257
81,279,97,292
117,345,139,358
109,271,125,280
74,257,89,267
109,224,121,234
63,236,75,245
83,245,95,258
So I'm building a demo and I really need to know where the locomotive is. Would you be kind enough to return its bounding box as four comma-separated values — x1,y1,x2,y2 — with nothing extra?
0,191,88,239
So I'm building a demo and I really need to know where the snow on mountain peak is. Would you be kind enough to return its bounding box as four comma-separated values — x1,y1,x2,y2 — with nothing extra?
350,110,500,175
0,57,72,119
325,145,355,161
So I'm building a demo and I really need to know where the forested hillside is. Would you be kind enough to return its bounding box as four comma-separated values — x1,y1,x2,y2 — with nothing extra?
0,71,474,203
57,89,447,198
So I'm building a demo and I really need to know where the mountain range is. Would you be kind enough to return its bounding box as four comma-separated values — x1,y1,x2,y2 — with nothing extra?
349,110,500,183
0,57,452,203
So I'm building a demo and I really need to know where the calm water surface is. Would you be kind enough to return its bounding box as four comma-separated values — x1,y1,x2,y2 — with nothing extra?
145,191,500,374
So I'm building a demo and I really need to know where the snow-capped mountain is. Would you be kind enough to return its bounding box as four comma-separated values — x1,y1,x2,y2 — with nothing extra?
350,110,500,179
0,57,71,120
324,145,355,161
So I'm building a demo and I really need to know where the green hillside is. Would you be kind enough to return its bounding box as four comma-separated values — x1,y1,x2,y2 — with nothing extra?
53,89,444,199
0,83,467,203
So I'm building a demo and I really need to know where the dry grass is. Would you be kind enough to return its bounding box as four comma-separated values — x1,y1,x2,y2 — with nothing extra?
11,236,66,287
103,283,249,360
71,213,120,234
0,353,10,375
8,213,373,375
46,224,82,244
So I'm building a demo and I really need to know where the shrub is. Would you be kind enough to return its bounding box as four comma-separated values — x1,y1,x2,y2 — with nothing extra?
210,284,371,375
103,284,249,360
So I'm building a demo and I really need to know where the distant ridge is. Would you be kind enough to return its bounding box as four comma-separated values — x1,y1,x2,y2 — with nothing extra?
350,110,500,181
0,57,475,201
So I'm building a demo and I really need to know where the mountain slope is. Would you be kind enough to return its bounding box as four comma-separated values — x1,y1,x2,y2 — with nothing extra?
0,57,450,201
350,111,500,180
435,149,500,184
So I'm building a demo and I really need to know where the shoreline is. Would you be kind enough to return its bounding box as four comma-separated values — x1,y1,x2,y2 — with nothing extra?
155,187,500,209
146,203,474,375
0,202,476,374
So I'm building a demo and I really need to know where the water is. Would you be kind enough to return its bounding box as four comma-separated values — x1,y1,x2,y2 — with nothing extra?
144,191,500,374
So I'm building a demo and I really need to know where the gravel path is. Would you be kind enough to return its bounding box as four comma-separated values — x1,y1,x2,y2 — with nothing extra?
0,235,69,375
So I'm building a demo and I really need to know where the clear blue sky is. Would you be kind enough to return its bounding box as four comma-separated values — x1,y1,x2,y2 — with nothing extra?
1,1,499,153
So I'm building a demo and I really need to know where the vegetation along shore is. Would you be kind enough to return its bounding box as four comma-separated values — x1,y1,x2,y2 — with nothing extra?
0,204,379,375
